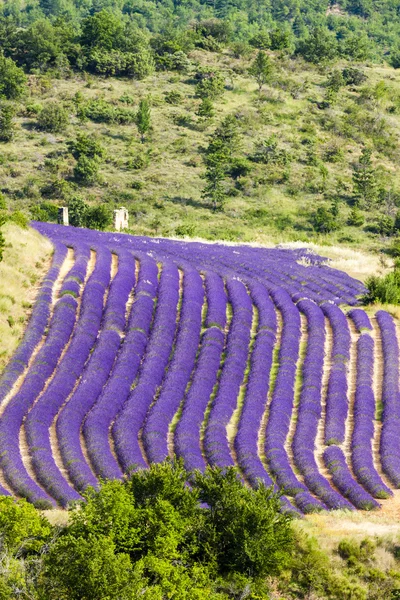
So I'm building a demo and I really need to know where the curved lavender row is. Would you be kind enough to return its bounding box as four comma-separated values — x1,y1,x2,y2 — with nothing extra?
293,300,353,510
174,272,227,472
321,302,350,446
349,310,392,499
0,243,67,404
143,267,203,464
348,309,373,332
25,246,112,506
234,282,276,486
59,244,90,297
83,255,158,481
265,289,325,513
113,261,180,472
57,250,136,493
203,278,253,469
323,445,380,510
0,245,90,507
0,295,79,507
376,310,400,487
32,222,366,305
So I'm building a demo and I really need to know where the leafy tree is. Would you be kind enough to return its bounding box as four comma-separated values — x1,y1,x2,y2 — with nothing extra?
194,467,293,577
348,207,364,227
85,205,111,230
326,69,345,93
352,147,377,207
313,206,339,233
68,196,88,227
0,102,15,142
68,133,106,160
248,51,274,92
342,67,367,86
136,98,151,143
81,10,124,51
37,102,69,133
296,27,338,63
0,55,26,100
74,155,101,185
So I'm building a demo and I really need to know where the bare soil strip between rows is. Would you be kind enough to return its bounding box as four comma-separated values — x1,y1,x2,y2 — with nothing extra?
343,319,358,480
315,318,333,482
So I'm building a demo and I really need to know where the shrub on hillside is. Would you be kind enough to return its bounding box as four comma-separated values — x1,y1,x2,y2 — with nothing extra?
364,262,400,304
37,102,69,133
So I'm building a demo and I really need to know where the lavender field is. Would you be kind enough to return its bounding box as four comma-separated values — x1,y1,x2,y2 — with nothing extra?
0,221,396,514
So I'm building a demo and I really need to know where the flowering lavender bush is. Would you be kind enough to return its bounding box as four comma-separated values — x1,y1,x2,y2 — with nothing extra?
0,221,395,514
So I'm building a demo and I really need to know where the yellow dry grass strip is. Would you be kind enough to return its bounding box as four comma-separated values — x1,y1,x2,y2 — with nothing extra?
0,223,53,373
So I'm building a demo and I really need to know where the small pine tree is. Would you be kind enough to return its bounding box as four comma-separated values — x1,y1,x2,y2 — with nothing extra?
0,212,6,262
248,50,274,92
197,97,214,119
136,98,151,143
352,147,377,207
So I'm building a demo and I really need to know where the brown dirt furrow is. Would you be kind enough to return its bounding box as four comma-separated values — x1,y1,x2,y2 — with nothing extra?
342,319,358,480
285,313,308,488
370,316,393,491
258,306,282,474
315,318,333,481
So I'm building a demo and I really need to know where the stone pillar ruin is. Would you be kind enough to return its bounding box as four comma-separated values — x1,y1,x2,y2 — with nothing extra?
58,206,69,226
113,207,129,232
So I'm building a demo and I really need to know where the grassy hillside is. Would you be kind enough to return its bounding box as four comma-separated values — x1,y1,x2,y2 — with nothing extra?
3,49,400,254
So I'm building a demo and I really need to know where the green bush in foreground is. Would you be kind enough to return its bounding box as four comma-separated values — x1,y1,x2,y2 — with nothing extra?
1,461,400,598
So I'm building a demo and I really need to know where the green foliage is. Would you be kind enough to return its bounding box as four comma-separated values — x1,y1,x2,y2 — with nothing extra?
68,195,88,227
342,67,367,86
0,102,15,142
164,90,183,105
195,69,225,100
313,205,339,233
68,133,105,160
37,102,69,133
0,54,26,100
78,98,136,125
85,204,111,230
74,155,101,185
136,98,151,143
348,207,365,227
197,97,214,119
296,27,338,63
248,51,274,92
364,262,400,304
252,136,291,166
352,147,378,207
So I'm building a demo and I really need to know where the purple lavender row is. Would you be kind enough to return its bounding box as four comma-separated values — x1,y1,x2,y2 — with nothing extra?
0,245,91,507
32,223,366,306
59,244,90,297
113,261,180,473
293,300,353,510
265,289,325,513
349,310,392,499
323,445,380,510
82,254,159,481
376,310,400,487
348,309,373,332
143,266,203,464
25,246,112,506
0,242,67,405
174,272,227,472
321,302,350,446
203,278,252,469
234,282,276,486
232,283,299,515
57,250,136,493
